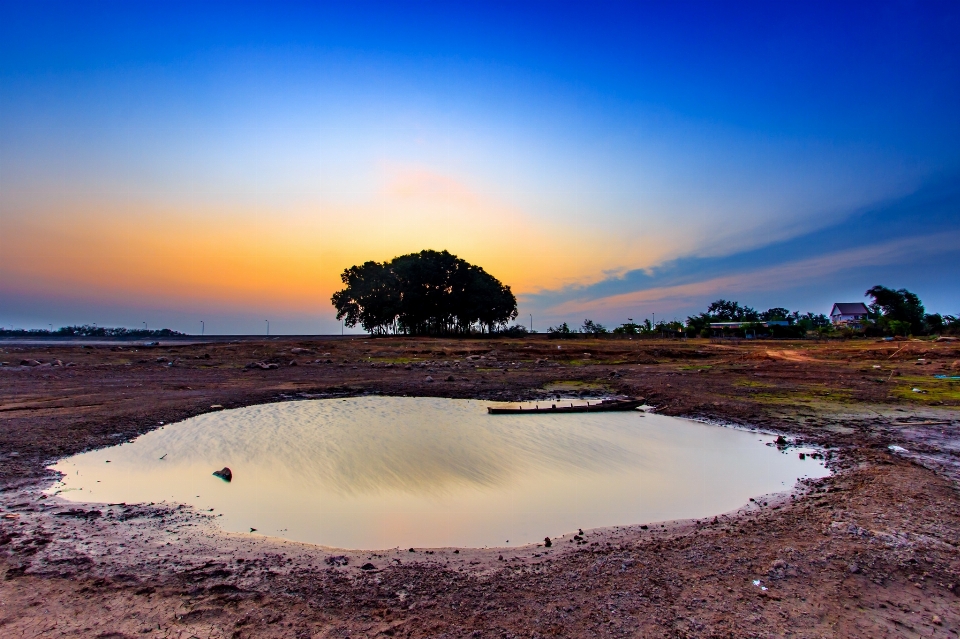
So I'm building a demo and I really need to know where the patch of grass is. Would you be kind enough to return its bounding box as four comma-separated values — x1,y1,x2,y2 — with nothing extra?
734,379,775,388
542,380,608,392
890,376,960,403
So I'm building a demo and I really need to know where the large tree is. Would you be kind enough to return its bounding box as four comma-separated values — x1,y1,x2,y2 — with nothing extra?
706,299,759,321
865,285,925,335
332,250,518,335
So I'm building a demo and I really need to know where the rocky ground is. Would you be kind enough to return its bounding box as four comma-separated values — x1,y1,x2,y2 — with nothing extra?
0,336,958,637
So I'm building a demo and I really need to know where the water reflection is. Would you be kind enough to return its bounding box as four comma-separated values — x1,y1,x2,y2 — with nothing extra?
49,397,827,549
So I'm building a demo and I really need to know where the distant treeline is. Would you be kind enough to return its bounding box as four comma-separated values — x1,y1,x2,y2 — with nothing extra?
549,286,958,339
0,325,186,338
332,250,520,336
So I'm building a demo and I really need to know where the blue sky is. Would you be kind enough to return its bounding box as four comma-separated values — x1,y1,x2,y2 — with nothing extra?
1,1,958,333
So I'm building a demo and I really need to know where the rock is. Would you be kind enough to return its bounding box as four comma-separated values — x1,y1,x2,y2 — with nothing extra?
544,536,552,548
360,563,376,570
775,435,788,446
446,375,455,381
52,359,64,367
324,555,349,566
848,563,860,574
20,359,41,366
212,467,232,482
290,347,313,354
425,376,434,382
245,361,278,370
288,360,297,366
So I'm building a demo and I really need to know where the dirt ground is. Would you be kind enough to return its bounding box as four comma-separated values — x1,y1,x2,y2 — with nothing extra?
1,335,959,638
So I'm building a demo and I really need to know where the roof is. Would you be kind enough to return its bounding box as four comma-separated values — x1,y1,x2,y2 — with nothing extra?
831,302,869,315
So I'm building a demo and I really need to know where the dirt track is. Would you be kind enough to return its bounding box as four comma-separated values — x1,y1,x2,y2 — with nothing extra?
1,336,959,637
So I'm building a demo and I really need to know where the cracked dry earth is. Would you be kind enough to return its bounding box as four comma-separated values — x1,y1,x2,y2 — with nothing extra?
1,336,959,637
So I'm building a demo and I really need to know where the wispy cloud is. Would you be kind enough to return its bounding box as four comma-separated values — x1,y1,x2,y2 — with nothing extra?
546,230,960,317
525,176,960,321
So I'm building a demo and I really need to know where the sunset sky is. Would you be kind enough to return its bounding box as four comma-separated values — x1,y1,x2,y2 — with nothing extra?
2,1,959,334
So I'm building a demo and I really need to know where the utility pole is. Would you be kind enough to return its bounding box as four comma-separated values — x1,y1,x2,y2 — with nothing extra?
200,320,204,336
143,322,147,331
265,320,269,336
529,314,533,332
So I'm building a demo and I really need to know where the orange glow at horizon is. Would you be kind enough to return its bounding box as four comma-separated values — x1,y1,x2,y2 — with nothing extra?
2,169,671,313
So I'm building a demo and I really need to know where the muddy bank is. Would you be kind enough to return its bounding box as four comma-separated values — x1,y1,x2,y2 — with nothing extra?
1,337,959,637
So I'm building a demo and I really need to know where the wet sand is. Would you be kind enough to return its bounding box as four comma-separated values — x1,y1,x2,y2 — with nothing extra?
1,336,958,637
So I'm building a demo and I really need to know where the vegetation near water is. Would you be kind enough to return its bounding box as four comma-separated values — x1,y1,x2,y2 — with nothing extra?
0,325,185,338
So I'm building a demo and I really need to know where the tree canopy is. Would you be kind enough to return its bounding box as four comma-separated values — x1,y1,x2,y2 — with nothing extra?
865,285,926,335
331,250,518,335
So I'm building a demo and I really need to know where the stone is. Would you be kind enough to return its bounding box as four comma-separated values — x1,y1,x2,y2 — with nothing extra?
212,467,233,482
425,376,434,382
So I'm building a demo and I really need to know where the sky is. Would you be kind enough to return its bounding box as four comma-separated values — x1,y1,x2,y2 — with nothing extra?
2,1,959,334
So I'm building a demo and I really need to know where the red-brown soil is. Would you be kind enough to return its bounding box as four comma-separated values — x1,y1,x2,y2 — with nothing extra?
1,336,958,637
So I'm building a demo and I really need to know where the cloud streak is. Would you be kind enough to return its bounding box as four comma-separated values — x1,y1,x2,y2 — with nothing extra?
545,230,960,318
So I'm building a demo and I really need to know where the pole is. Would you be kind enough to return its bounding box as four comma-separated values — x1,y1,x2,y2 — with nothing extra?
265,320,269,336
530,314,533,332
201,321,204,336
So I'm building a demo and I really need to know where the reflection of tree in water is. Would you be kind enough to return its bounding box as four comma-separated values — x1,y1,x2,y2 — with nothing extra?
141,397,640,496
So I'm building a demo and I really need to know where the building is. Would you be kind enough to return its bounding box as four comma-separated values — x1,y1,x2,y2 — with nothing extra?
708,320,791,338
830,302,870,327
708,321,789,329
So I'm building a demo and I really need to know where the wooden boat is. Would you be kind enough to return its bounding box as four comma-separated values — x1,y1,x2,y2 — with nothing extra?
487,398,644,415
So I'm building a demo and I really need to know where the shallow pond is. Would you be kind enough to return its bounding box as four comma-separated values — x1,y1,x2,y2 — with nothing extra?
48,397,827,549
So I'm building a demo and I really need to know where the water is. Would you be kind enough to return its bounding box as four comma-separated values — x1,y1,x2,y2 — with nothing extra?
48,397,827,549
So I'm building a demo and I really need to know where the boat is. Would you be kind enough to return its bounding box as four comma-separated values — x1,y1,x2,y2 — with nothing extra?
487,397,645,414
